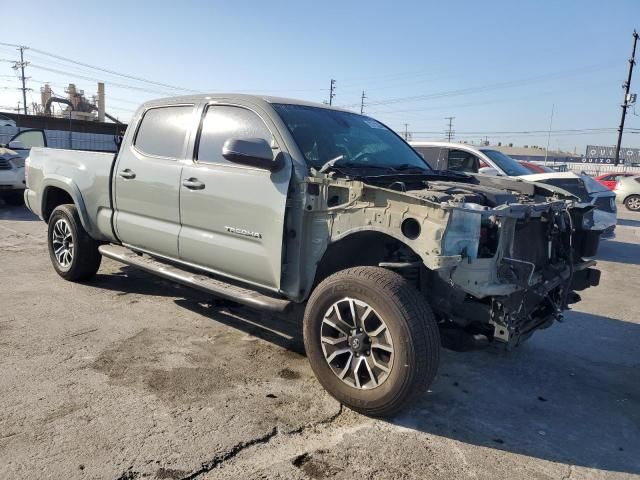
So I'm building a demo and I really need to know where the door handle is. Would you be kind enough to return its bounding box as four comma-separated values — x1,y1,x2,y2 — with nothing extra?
182,178,205,190
118,169,136,180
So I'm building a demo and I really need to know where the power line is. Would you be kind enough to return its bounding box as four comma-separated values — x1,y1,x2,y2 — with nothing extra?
407,127,627,135
29,64,178,96
339,62,617,109
360,90,366,115
20,44,200,93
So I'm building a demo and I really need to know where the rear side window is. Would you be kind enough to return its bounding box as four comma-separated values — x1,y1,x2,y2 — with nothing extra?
448,149,479,173
412,146,445,169
134,105,193,158
196,105,272,164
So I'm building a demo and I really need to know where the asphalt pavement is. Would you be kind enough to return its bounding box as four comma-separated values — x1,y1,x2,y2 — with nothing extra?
1,204,639,480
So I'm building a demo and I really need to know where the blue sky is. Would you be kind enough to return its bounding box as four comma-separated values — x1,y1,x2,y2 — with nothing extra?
1,0,639,152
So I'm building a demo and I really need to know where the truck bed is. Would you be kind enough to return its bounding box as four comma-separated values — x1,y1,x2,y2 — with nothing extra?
25,147,117,242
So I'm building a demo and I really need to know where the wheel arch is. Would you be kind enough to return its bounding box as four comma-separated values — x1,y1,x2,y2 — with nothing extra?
41,177,91,233
309,230,424,297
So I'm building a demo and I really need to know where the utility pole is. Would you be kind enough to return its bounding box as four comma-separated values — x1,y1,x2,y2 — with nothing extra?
445,116,455,142
360,90,366,115
544,104,555,165
403,123,409,141
13,45,29,115
615,29,639,166
329,79,336,106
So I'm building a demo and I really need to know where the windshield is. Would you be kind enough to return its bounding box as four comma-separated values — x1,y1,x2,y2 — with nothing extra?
480,149,532,176
272,104,431,172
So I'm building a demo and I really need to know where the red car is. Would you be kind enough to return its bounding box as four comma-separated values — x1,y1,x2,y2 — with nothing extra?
517,161,555,174
594,172,636,191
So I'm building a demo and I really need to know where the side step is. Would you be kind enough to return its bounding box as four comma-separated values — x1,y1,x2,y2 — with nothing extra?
98,244,291,313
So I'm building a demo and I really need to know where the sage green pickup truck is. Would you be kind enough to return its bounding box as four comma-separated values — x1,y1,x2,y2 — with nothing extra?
24,94,602,416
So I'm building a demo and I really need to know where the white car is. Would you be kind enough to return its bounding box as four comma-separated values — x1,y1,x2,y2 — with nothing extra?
410,141,617,235
0,129,47,206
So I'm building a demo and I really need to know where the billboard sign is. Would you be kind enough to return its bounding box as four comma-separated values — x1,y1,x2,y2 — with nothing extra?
584,145,640,164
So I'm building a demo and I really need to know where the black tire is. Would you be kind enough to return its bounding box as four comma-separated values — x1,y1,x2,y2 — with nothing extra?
47,204,101,281
303,266,440,417
624,195,640,212
4,192,24,206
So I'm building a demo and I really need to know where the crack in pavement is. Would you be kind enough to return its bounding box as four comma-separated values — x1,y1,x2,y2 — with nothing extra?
178,405,345,480
562,465,575,480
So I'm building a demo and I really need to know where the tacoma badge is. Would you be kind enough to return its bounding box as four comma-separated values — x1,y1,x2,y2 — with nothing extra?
225,226,262,238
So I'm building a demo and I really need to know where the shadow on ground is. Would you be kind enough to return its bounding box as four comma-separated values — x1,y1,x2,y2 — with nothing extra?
84,240,640,475
92,264,305,354
392,310,640,475
617,217,640,228
176,295,640,475
0,204,38,221
595,239,640,265
95,264,640,475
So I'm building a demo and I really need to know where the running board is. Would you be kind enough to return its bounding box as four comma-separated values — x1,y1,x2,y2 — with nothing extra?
98,245,291,312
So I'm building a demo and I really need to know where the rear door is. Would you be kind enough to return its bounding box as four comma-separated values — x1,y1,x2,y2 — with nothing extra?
178,102,291,290
113,104,195,258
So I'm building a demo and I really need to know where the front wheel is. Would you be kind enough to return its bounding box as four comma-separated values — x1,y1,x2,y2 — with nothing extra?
624,195,640,212
47,204,102,281
303,267,440,417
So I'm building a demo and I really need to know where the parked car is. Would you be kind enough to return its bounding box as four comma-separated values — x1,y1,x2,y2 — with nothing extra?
594,172,636,191
614,175,640,211
410,142,617,236
0,113,16,128
24,95,602,415
0,129,47,205
518,161,554,174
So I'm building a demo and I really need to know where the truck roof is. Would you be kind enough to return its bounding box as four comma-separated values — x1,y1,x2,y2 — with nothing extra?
140,93,352,113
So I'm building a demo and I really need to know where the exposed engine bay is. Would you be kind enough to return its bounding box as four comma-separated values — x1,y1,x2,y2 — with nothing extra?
304,169,602,350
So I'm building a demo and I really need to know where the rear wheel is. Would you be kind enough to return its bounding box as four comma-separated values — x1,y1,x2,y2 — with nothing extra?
624,195,640,212
303,266,440,417
47,204,101,281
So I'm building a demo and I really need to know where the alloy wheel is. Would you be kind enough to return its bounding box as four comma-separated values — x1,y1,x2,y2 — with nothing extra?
51,219,74,268
627,196,640,211
320,297,394,389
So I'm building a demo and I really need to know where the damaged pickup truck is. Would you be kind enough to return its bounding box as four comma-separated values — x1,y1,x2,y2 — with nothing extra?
24,95,602,416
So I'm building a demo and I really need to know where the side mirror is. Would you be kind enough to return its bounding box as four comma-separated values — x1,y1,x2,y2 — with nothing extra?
478,166,499,176
8,140,26,150
222,138,281,171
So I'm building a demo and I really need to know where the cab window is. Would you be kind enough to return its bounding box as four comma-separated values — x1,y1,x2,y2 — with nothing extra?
134,105,193,159
447,149,479,173
196,105,272,165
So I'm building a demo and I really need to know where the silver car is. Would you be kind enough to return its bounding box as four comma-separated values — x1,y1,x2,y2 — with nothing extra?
614,175,640,211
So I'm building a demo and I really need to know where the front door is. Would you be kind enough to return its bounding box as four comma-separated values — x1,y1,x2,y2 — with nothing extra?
8,129,47,160
178,103,291,290
113,104,195,258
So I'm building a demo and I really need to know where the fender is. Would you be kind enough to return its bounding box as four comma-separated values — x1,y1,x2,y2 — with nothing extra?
41,176,98,238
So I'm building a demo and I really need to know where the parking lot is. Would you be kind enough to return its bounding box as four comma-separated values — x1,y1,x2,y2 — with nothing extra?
0,204,638,480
